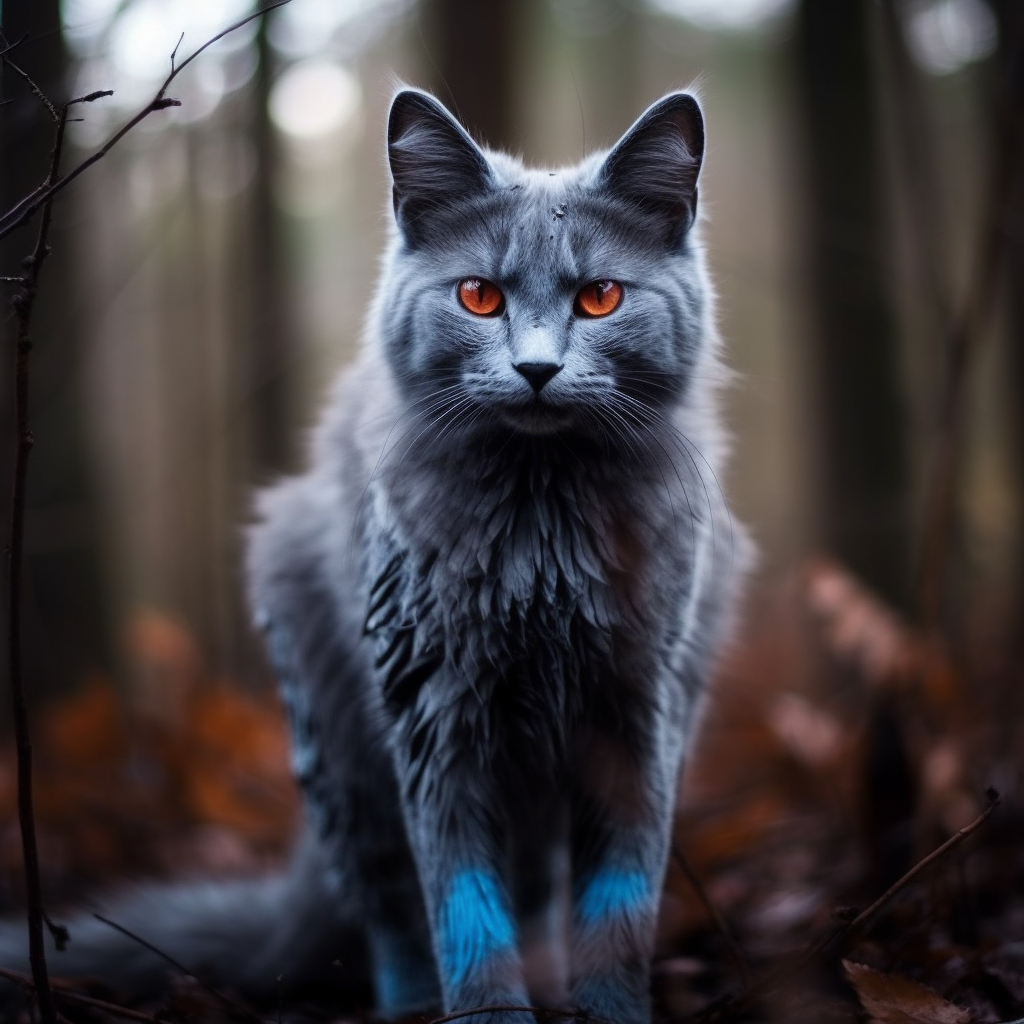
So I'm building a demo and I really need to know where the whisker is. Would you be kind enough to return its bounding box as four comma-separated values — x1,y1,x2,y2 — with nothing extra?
611,389,736,575
605,397,696,556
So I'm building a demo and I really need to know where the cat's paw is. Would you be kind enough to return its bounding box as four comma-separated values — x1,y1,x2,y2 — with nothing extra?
442,988,537,1024
447,1009,536,1024
570,976,651,1024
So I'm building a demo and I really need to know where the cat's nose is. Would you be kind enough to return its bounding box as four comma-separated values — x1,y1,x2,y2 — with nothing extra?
514,361,563,393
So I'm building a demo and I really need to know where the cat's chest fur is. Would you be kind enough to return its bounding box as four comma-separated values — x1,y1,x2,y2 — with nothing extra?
363,437,676,775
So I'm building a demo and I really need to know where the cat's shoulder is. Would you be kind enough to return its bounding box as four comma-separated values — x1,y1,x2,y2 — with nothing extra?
247,352,399,605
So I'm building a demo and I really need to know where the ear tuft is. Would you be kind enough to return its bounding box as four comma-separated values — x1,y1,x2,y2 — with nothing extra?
387,90,492,243
599,93,705,243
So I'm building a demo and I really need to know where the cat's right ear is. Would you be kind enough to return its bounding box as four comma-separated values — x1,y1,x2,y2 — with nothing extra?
387,89,492,243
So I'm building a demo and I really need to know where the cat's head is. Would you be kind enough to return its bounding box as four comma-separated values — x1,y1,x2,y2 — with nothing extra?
376,88,709,444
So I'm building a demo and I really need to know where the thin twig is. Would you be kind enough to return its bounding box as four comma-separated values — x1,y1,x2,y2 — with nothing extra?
672,844,752,986
6,95,74,1024
429,1006,614,1024
0,32,30,62
170,31,185,72
0,91,111,245
0,183,51,238
0,965,158,1023
0,48,60,122
0,0,294,243
690,790,1001,1022
846,788,1000,934
93,914,264,1024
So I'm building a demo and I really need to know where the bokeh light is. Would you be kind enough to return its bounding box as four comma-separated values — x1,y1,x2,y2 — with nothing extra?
268,59,362,141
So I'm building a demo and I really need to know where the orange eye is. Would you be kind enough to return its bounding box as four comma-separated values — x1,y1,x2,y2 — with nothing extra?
458,278,505,316
575,280,623,318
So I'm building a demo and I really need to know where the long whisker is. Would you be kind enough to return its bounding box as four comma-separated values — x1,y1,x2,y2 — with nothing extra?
585,403,685,547
611,389,735,574
348,383,476,556
604,397,696,555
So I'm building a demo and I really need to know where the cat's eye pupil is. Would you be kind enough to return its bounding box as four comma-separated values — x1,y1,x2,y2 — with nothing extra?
458,277,504,316
575,279,623,318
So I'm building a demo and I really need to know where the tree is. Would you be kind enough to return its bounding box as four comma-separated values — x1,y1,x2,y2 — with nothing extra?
792,0,911,609
0,0,114,706
421,0,517,148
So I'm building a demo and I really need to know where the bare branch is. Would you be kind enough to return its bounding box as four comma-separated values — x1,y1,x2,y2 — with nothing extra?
672,843,752,986
69,89,114,106
0,50,60,122
93,914,264,1024
0,0,294,243
6,94,75,1024
170,31,185,72
0,32,30,63
689,790,1001,1022
0,965,158,1023
845,788,1000,934
429,1006,615,1024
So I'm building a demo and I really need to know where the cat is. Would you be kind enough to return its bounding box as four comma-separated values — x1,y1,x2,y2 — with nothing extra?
0,87,748,1024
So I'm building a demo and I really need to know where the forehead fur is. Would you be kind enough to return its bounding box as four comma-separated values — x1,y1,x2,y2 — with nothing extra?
398,148,692,289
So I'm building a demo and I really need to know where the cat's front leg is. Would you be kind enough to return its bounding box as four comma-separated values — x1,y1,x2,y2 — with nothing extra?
568,732,680,1024
391,708,534,1024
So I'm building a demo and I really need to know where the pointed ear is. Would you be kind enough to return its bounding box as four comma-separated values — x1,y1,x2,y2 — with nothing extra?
598,93,704,243
387,89,492,243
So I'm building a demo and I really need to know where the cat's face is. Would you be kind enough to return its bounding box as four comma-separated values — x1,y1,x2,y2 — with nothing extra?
378,90,707,444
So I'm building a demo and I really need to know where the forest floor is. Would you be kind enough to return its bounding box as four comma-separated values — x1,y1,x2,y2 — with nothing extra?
0,562,1021,1023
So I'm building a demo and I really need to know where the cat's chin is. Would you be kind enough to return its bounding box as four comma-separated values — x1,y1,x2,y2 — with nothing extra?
495,404,576,436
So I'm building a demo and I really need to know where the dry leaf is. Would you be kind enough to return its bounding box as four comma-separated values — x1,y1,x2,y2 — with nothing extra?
803,559,918,686
767,692,845,767
844,959,973,1024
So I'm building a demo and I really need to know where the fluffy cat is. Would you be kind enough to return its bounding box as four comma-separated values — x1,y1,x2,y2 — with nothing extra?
0,88,747,1024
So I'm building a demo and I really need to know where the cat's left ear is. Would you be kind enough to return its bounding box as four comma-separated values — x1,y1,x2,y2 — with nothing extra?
598,92,704,243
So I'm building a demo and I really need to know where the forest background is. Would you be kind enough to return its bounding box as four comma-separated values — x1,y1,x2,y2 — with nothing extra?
0,0,1022,1021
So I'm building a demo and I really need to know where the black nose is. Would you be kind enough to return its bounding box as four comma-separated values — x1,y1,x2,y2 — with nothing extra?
514,361,563,393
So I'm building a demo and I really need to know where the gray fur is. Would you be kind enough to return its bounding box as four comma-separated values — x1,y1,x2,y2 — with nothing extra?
0,90,748,1023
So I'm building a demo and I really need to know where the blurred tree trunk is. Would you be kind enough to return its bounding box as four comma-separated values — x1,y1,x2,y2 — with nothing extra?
1006,25,1024,645
793,0,911,609
990,0,1024,681
0,0,114,707
245,15,293,475
421,0,516,148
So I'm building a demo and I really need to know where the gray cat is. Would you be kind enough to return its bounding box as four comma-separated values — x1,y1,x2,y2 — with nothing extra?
0,88,747,1024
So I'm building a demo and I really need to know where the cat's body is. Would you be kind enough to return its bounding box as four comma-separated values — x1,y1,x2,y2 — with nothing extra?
0,90,747,1024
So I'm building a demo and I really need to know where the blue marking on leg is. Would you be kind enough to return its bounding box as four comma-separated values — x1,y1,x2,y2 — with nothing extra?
576,867,650,927
438,869,516,987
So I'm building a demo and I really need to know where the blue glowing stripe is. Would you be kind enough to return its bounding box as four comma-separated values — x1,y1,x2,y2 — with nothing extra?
576,867,650,927
438,869,516,987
